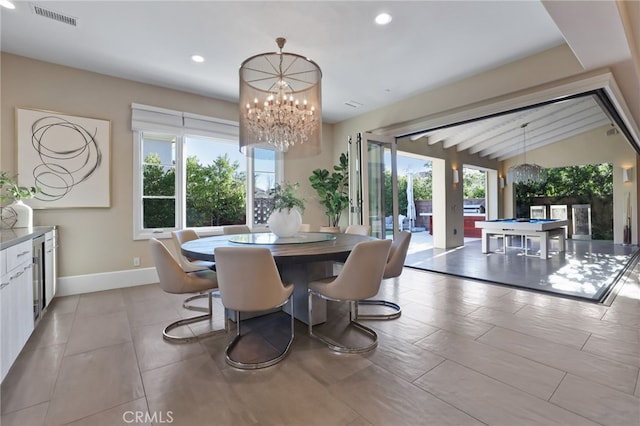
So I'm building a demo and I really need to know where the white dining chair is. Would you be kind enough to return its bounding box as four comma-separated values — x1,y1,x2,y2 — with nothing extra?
149,238,226,343
172,229,218,313
214,246,295,369
307,239,392,353
356,231,411,320
345,224,371,236
223,225,251,235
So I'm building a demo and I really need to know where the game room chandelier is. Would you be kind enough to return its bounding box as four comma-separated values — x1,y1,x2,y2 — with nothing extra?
239,37,322,156
507,123,547,185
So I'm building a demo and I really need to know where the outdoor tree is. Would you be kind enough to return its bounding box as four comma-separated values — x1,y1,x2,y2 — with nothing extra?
516,163,613,210
186,154,246,227
142,153,246,228
515,163,614,239
463,168,486,199
142,153,175,228
384,169,432,217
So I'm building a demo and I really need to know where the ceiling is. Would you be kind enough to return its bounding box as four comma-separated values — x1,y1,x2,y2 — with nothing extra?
0,1,632,160
411,94,613,161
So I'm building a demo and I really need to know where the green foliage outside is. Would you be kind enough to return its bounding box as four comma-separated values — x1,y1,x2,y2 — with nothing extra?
142,153,246,228
142,153,176,228
515,164,613,214
383,164,486,216
515,163,614,240
463,168,486,199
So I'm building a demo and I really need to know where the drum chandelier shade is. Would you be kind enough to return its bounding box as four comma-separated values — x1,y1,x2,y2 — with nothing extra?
507,123,547,185
239,37,322,157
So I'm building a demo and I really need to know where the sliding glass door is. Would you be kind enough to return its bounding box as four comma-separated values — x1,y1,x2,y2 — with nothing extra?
349,133,398,239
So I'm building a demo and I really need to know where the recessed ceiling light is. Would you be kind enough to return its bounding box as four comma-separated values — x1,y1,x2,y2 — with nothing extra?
0,0,16,9
375,12,392,25
191,55,205,63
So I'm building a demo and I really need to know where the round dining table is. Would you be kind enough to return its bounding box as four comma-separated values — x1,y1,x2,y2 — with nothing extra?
181,232,376,325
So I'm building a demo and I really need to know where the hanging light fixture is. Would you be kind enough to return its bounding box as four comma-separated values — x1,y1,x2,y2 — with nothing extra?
239,37,322,156
507,123,547,185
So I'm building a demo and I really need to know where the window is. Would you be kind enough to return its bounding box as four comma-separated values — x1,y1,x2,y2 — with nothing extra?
132,104,281,239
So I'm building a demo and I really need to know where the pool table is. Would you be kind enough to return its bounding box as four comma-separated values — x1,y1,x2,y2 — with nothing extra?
475,218,568,259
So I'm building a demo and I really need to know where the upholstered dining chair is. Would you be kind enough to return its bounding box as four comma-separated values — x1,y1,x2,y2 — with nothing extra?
222,225,251,235
172,230,217,313
319,226,341,233
214,247,295,369
344,224,371,236
298,223,314,232
308,239,392,353
356,231,412,320
149,238,226,343
172,230,215,272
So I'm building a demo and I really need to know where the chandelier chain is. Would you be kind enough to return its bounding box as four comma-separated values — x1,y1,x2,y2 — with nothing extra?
507,122,547,185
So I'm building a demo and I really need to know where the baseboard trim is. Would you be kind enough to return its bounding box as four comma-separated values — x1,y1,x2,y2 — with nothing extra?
56,267,159,297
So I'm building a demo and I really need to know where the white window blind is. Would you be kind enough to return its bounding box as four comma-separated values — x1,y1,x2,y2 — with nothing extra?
131,103,239,139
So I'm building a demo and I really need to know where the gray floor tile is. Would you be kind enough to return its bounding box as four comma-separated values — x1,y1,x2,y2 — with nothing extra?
416,329,565,399
329,364,484,426
2,261,638,425
478,326,639,394
414,360,599,426
550,374,640,426
45,342,144,425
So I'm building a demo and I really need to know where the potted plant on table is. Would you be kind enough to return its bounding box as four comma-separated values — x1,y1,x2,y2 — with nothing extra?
0,172,39,229
267,182,306,237
309,152,349,232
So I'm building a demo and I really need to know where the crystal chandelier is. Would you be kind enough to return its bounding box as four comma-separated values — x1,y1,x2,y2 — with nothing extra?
507,123,547,185
239,37,322,156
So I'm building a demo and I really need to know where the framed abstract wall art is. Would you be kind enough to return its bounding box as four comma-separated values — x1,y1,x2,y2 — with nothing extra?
16,108,111,208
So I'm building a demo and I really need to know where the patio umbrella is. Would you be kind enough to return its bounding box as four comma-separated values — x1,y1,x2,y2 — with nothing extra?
406,173,416,231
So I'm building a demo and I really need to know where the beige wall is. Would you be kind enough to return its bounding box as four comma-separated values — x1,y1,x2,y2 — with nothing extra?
0,53,336,279
284,122,336,228
332,45,584,143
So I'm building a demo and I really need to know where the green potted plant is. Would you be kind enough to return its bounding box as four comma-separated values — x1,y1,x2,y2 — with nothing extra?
309,152,349,230
0,172,39,229
267,182,305,237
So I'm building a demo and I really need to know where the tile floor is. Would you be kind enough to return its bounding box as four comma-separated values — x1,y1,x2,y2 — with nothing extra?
1,262,639,425
406,237,638,301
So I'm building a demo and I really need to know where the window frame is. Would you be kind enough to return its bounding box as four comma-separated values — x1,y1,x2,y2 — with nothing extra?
132,107,282,240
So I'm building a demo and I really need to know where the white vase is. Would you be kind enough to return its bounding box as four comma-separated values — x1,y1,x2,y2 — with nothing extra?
11,200,33,228
268,209,302,238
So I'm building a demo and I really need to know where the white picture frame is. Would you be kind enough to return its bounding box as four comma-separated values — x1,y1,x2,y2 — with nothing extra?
16,108,111,208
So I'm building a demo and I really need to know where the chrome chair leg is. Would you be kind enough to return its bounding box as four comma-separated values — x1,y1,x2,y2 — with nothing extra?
308,291,378,353
163,291,227,343
182,290,221,312
224,297,295,370
355,299,401,320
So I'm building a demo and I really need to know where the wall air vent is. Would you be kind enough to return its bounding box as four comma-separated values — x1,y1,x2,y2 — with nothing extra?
32,4,77,26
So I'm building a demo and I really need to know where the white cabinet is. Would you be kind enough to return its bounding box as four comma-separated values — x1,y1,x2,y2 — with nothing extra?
44,230,57,307
1,240,33,382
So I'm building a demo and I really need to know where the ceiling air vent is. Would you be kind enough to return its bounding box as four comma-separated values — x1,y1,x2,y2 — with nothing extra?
344,100,363,108
32,4,77,27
